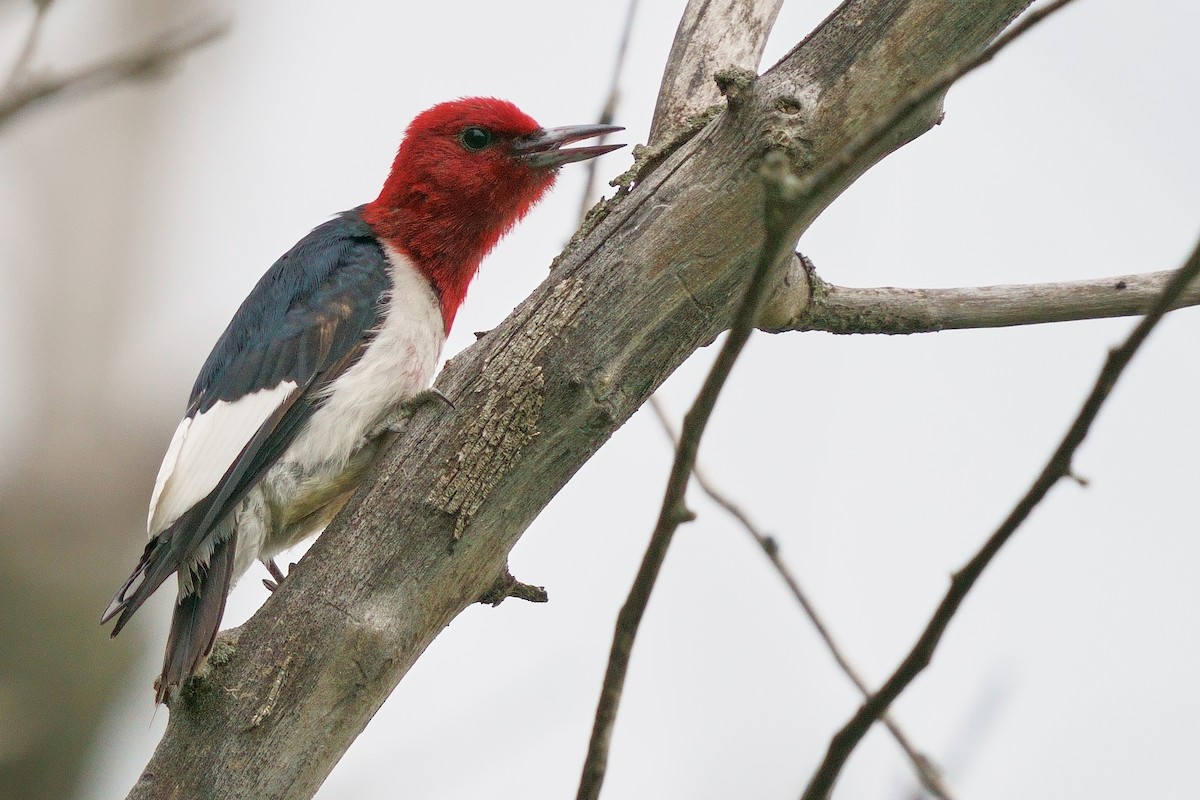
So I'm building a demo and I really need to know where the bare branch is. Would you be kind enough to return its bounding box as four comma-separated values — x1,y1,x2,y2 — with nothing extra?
0,14,229,130
801,229,1200,799
577,150,807,800
649,0,784,146
761,262,1200,335
647,399,957,800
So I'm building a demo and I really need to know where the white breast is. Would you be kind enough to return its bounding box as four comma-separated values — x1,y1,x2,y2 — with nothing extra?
282,244,445,471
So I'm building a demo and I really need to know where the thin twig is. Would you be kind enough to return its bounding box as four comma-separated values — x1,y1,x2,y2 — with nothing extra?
0,14,229,130
576,0,640,225
576,153,805,800
647,398,956,800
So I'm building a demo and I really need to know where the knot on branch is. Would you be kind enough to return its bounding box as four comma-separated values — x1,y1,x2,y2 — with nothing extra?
714,66,757,111
477,564,549,607
608,105,721,198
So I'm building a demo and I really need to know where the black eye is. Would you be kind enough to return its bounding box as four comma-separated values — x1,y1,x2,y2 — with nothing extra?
459,126,493,152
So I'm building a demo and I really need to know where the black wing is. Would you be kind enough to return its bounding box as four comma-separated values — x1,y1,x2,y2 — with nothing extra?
104,207,390,631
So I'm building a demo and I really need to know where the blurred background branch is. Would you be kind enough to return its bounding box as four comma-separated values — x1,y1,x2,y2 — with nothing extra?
0,3,227,799
0,5,227,130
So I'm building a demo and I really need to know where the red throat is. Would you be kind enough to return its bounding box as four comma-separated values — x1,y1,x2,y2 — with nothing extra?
361,99,557,333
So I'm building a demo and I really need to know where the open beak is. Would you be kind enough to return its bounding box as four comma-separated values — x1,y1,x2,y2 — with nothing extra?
513,124,625,169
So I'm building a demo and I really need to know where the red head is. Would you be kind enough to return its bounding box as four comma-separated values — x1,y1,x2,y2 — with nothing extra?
363,97,622,331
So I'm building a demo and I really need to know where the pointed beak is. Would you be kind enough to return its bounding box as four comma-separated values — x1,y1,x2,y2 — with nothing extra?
513,124,625,169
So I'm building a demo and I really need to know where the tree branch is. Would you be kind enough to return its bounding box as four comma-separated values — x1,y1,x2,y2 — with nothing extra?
124,2,1041,797
801,228,1200,799
0,14,229,131
648,0,784,146
760,260,1200,335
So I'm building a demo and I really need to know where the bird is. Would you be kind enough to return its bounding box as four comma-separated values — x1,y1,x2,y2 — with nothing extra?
101,97,623,704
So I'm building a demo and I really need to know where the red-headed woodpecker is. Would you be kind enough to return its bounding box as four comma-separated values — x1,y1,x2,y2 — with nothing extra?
102,98,623,703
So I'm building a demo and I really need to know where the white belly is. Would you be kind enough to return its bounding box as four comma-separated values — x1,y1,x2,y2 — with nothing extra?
285,244,445,470
233,244,445,578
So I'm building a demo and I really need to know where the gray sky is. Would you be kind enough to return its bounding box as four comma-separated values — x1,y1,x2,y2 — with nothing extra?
3,0,1197,798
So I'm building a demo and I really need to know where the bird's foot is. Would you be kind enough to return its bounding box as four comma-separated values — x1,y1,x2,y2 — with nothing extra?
359,388,455,448
395,387,455,426
261,559,293,592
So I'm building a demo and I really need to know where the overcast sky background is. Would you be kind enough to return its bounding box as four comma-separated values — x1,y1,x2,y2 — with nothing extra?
3,0,1199,798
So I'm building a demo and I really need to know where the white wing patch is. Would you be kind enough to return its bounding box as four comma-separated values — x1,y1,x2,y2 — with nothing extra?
147,382,297,536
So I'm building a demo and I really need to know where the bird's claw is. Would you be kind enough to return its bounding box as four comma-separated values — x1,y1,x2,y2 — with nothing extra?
360,388,455,446
262,559,291,593
404,387,455,415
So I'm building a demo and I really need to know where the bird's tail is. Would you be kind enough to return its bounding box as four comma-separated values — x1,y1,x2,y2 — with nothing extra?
101,516,239,703
157,534,237,704
102,530,181,636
